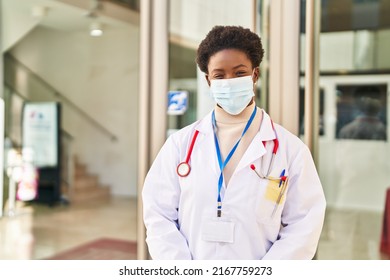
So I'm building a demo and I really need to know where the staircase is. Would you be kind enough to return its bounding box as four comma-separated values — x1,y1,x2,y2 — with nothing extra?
66,158,110,204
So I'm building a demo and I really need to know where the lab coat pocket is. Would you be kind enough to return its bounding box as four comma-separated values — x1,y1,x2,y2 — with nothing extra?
256,178,287,226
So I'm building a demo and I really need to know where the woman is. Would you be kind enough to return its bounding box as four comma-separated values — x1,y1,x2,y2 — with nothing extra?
142,25,326,260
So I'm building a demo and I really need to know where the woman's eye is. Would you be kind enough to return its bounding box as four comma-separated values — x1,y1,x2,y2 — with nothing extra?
236,71,246,76
214,75,224,79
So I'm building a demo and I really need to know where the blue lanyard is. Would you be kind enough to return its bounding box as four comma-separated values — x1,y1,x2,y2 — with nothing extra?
212,106,257,217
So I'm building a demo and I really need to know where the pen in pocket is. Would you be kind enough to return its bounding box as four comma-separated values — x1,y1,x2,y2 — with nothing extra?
278,169,286,188
271,176,288,218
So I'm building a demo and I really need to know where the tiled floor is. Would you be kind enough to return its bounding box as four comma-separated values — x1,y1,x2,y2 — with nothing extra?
0,196,389,260
317,208,389,260
0,196,136,260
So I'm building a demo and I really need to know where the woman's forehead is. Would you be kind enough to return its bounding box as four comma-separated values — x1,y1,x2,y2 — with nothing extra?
208,49,251,71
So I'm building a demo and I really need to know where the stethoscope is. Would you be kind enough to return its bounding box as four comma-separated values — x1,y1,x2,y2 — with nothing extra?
176,114,279,178
252,127,279,178
176,130,200,177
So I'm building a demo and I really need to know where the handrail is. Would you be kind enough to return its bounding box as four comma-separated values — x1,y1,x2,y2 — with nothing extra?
61,128,74,141
4,82,75,141
5,54,118,142
105,0,140,11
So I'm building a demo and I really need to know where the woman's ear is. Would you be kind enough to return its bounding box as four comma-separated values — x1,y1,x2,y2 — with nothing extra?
253,67,260,83
205,74,211,86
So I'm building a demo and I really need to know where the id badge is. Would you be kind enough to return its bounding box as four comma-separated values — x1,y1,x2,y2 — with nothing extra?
201,218,235,243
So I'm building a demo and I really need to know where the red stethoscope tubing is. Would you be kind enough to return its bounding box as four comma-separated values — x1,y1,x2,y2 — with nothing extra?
185,130,199,163
260,121,279,176
176,130,199,177
260,138,279,177
177,121,280,177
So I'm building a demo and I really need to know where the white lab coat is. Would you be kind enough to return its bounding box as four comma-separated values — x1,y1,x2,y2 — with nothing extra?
142,109,326,260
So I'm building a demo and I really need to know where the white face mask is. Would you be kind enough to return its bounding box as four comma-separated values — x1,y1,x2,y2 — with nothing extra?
210,75,255,115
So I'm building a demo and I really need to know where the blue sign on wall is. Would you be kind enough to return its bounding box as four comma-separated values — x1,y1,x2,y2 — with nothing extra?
167,91,188,115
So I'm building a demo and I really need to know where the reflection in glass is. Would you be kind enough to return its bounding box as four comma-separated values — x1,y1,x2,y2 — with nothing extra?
336,85,387,140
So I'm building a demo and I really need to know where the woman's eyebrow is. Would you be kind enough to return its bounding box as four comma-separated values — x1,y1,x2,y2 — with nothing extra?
232,64,249,69
211,64,248,73
210,68,225,73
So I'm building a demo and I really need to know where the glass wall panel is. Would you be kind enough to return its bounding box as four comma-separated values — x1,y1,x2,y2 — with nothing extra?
301,0,390,259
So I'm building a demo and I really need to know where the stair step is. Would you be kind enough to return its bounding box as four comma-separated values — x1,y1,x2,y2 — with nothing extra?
70,186,110,204
70,157,110,204
73,175,98,190
74,165,87,177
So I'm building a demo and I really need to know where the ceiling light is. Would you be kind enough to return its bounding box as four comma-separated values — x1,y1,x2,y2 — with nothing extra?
90,22,103,37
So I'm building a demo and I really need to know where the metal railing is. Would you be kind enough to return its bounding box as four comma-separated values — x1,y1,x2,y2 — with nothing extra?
106,0,140,11
4,54,118,142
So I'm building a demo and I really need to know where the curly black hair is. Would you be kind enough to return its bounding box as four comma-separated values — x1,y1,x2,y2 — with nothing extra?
196,25,264,74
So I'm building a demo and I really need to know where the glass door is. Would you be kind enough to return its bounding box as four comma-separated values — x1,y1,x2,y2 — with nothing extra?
300,0,390,259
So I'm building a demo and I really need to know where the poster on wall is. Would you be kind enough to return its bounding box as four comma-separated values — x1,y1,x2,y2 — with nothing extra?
167,91,188,115
22,102,59,168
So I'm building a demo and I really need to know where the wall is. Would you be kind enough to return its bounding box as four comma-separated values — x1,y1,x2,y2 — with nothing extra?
301,29,390,72
9,25,139,196
377,29,390,69
170,0,253,47
1,0,41,53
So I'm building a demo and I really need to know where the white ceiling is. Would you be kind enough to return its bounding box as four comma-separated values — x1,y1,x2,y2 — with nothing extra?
1,0,139,52
2,0,138,32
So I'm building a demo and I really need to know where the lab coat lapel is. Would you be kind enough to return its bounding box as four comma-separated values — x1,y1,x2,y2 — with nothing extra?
194,112,220,177
235,110,277,172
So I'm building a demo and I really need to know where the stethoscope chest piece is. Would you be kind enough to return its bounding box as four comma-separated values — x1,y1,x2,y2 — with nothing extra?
176,129,200,177
177,162,191,177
